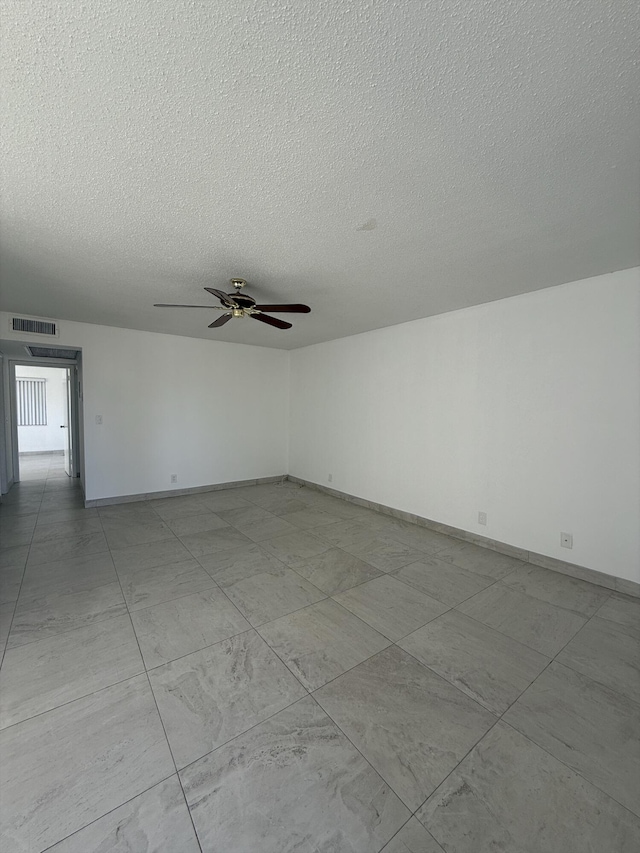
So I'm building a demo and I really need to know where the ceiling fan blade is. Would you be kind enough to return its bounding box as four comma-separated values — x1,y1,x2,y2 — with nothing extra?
208,313,233,328
154,303,228,309
204,287,237,307
251,312,292,330
254,304,311,313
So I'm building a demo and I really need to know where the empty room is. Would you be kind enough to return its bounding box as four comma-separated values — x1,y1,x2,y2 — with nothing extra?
0,1,639,851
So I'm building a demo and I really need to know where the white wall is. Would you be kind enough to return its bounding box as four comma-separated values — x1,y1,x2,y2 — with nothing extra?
0,314,290,501
289,268,640,584
16,365,67,453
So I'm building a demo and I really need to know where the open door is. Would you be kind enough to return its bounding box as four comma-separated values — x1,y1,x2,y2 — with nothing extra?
63,367,73,477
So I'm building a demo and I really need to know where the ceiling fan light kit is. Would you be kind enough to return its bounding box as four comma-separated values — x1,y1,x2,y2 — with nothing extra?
154,278,310,331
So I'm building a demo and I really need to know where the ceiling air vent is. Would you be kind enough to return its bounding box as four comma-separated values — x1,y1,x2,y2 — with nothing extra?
10,316,59,336
26,346,79,360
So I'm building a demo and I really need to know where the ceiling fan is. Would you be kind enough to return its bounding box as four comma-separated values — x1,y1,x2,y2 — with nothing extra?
154,278,311,330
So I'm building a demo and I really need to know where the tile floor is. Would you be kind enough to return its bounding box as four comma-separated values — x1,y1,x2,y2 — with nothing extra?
1,455,639,852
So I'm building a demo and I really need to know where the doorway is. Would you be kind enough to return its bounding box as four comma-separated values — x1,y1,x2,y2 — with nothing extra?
10,361,81,485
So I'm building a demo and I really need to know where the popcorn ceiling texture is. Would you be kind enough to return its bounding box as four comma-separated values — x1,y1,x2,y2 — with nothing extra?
1,0,639,349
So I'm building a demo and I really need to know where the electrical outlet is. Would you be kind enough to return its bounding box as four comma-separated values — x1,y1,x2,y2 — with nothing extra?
561,532,573,549
95,414,103,425
328,473,333,482
170,474,178,484
478,511,487,525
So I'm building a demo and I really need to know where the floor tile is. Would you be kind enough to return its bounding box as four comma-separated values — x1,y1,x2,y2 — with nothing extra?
111,537,193,573
0,674,174,852
163,511,229,538
418,721,640,853
595,592,640,638
118,559,216,611
197,491,254,512
7,582,128,648
500,563,611,616
557,616,640,704
381,522,454,556
149,631,306,768
260,529,333,567
320,519,389,550
334,575,448,641
98,501,160,522
101,517,175,548
399,610,549,714
31,517,103,544
380,817,445,853
504,661,640,816
0,545,29,570
131,587,250,668
47,776,200,852
392,558,495,607
179,526,253,557
221,564,325,626
259,598,391,690
277,507,345,529
0,601,14,654
458,583,587,656
17,552,117,609
27,531,109,567
179,696,410,852
146,496,208,518
316,646,495,810
292,548,383,595
433,540,526,580
196,542,288,586
0,615,143,728
0,565,24,604
35,506,98,526
250,494,309,515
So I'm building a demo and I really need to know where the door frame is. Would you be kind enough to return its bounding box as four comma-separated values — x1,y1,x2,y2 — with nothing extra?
9,358,81,483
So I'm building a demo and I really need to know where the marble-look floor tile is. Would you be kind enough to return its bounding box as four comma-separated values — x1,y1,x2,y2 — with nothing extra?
316,646,495,811
293,548,383,595
399,610,549,714
595,592,640,638
277,507,344,530
17,552,117,608
180,696,410,852
259,598,390,690
180,526,253,557
0,601,14,654
458,583,587,656
392,558,495,607
433,540,525,580
334,575,448,642
221,566,325,626
242,515,302,542
381,522,454,556
101,517,175,548
0,565,24,605
148,495,209,518
163,511,229,538
418,721,640,853
35,506,98,526
47,775,200,852
198,491,253,512
131,587,250,668
380,817,445,853
197,542,288,586
504,661,640,816
118,559,216,611
31,517,104,544
557,616,640,704
320,519,389,551
0,674,174,852
149,631,307,768
251,495,309,516
110,537,193,573
7,582,128,648
27,531,109,567
0,545,29,570
500,564,610,617
98,502,160,522
260,529,333,567
0,615,143,728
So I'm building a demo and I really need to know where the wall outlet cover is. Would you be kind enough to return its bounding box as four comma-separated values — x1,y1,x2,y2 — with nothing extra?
478,511,487,525
561,532,573,549
170,474,178,484
328,473,333,482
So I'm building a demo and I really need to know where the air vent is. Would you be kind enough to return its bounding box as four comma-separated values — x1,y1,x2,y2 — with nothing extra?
26,346,79,359
10,317,59,337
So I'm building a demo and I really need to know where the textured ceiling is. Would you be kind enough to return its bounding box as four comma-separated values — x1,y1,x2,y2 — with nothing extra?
1,0,639,349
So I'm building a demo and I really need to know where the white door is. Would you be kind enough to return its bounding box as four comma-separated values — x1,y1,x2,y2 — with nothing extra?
63,367,73,477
